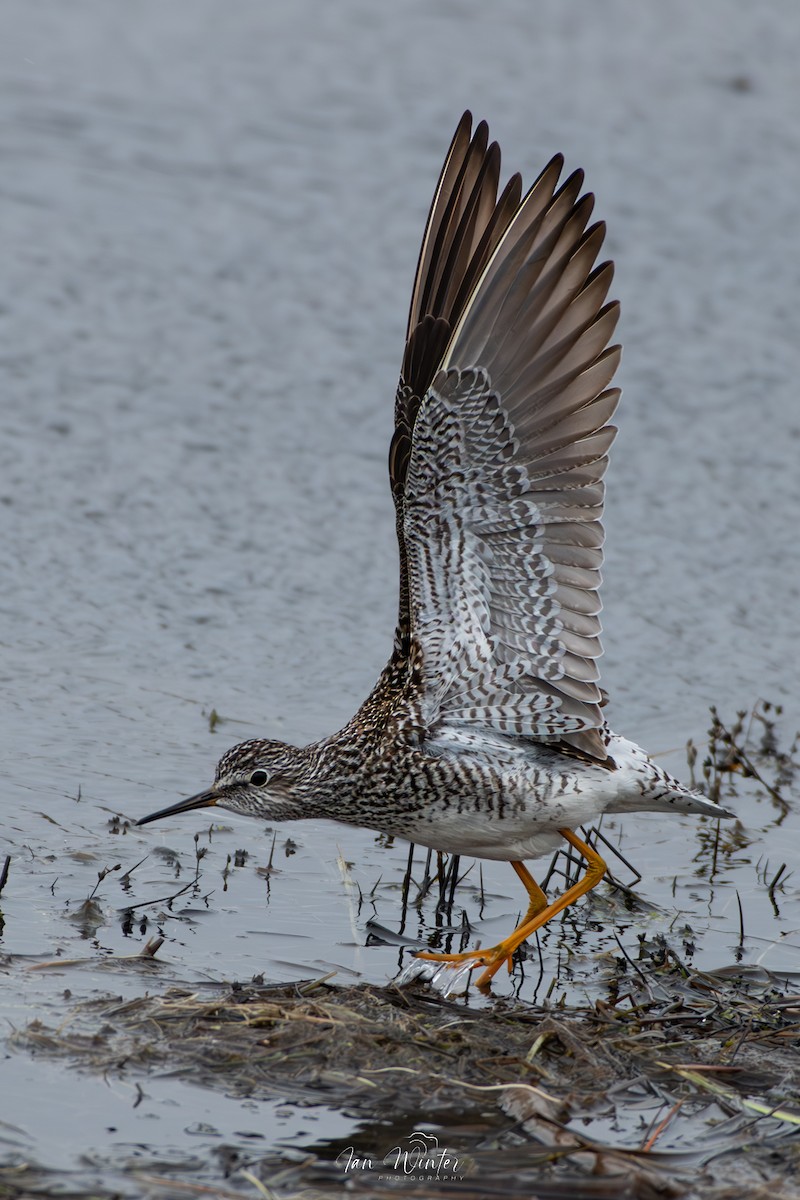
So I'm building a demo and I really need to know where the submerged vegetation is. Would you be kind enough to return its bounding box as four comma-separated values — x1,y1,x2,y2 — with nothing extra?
687,699,797,821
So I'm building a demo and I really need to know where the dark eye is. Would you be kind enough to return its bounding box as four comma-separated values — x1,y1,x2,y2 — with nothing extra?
250,770,268,786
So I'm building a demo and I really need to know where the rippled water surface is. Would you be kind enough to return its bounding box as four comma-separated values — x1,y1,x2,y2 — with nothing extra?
2,1,800,1193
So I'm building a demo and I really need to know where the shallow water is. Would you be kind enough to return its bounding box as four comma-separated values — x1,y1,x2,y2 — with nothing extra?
2,0,800,1193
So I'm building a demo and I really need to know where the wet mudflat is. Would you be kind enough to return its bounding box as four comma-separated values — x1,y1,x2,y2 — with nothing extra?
3,1,800,1197
8,958,800,1200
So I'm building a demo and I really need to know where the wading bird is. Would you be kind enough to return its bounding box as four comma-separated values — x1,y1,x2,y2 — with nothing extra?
138,113,732,988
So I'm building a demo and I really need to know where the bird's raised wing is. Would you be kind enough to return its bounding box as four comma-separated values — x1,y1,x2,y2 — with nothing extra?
390,113,620,761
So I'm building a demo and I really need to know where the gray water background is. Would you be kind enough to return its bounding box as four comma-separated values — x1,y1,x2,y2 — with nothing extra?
2,0,800,1187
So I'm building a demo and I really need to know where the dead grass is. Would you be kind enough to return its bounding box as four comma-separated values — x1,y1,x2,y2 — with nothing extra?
8,947,800,1199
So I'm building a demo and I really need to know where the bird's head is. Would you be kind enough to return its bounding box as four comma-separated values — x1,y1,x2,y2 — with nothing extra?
136,738,311,828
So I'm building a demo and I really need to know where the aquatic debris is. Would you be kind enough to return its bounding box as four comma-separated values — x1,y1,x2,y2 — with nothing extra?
9,960,800,1198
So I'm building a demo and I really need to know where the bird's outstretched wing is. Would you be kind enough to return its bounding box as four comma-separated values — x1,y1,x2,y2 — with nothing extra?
390,113,620,761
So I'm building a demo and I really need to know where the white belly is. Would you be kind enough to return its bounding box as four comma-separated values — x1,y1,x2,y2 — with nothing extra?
397,724,715,862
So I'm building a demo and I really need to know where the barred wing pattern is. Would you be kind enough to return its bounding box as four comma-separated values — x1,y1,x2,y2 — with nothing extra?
393,114,620,761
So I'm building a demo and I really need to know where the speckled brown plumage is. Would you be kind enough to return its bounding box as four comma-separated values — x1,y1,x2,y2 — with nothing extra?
138,113,733,988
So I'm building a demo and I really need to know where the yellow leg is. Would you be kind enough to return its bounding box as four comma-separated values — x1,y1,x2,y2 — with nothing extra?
497,861,550,976
511,860,548,922
416,829,606,989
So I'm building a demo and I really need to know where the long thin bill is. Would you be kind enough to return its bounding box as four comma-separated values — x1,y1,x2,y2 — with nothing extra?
136,788,218,827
